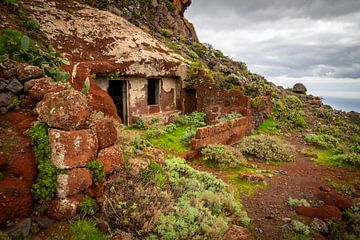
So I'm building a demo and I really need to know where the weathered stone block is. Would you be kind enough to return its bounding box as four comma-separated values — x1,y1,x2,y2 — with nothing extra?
97,144,124,174
6,78,23,94
47,194,83,220
57,168,93,198
49,129,98,169
90,117,117,149
17,65,44,82
36,90,91,130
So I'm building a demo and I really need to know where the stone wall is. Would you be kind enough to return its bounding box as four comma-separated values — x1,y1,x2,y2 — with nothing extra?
191,117,250,150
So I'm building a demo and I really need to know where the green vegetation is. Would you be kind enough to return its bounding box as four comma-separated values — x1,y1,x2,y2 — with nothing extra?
161,28,173,38
252,118,279,135
132,118,147,130
2,0,18,6
149,125,190,153
305,133,339,149
291,220,311,235
174,112,207,128
86,159,106,184
149,157,250,240
288,197,310,208
165,0,176,12
238,134,295,163
141,161,167,188
78,196,96,215
272,95,307,129
227,173,266,196
130,138,153,150
307,149,360,170
329,153,360,169
216,112,242,123
0,28,70,82
6,97,20,110
81,78,91,95
28,122,57,203
69,220,108,240
201,144,244,168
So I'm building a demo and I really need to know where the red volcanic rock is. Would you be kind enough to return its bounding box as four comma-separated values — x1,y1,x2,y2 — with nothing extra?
97,145,124,174
222,225,251,240
315,192,352,210
48,129,98,169
90,117,117,149
295,205,342,220
86,181,105,198
57,168,93,198
47,194,84,220
35,90,91,130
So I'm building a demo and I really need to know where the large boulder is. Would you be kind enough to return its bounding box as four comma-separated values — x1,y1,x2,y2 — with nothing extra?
35,90,91,130
97,145,124,174
57,168,92,198
17,64,44,82
48,129,98,169
292,83,307,94
295,205,342,220
90,117,117,149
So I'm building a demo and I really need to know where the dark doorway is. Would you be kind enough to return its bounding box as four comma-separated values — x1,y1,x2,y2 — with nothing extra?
147,79,160,105
184,89,197,114
108,80,128,124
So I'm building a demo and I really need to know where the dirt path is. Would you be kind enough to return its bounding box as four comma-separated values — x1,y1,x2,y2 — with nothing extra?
241,138,360,240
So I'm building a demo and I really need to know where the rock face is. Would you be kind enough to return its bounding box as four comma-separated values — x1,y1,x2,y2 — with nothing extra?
17,65,44,82
36,90,91,130
47,194,84,220
295,205,342,220
57,168,93,198
48,129,98,169
292,83,307,94
90,117,118,149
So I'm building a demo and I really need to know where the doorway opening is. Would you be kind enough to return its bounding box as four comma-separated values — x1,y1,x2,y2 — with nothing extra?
108,80,128,124
184,89,197,114
147,79,160,105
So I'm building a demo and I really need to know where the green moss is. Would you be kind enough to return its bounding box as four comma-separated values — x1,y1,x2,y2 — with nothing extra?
227,173,266,196
28,122,57,203
252,118,280,135
86,159,106,184
78,196,96,215
149,126,190,153
69,220,108,240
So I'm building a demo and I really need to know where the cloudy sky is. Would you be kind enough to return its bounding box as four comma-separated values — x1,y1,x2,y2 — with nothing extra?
185,0,360,111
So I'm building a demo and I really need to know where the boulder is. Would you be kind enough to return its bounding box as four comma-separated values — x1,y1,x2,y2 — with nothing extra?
0,91,16,107
57,168,93,198
310,97,322,106
6,218,31,239
48,129,98,169
0,80,8,91
6,78,23,94
86,181,105,198
97,145,124,174
36,90,91,130
25,77,66,99
90,117,117,149
47,194,83,220
17,65,44,82
315,192,352,210
292,83,307,94
222,225,251,240
295,205,342,220
311,218,329,233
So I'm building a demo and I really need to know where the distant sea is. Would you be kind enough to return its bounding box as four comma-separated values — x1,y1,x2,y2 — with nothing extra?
269,76,360,113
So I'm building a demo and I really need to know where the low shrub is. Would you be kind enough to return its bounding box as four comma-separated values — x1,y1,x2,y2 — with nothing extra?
130,138,153,150
78,196,96,215
164,123,177,133
291,220,311,235
175,112,207,128
288,197,310,208
201,144,244,168
305,134,339,149
69,220,108,240
161,28,173,38
181,127,196,146
272,95,307,129
217,112,242,123
141,161,167,188
86,159,106,184
329,153,360,169
132,118,147,130
238,135,295,162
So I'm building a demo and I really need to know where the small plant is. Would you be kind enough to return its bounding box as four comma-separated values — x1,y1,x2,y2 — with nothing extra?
291,220,311,235
28,122,57,203
6,97,20,110
288,197,310,208
201,144,244,168
164,123,177,133
86,159,106,184
329,153,360,169
217,112,242,123
238,134,295,163
150,117,161,126
130,138,153,150
141,161,167,188
180,127,196,146
225,73,241,84
175,112,207,128
161,28,173,38
22,19,40,31
165,0,176,12
305,134,339,149
132,118,147,130
69,220,108,240
81,78,91,95
2,0,18,6
79,196,96,215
